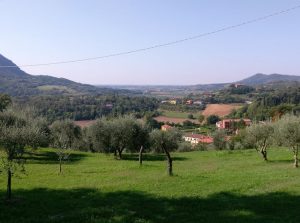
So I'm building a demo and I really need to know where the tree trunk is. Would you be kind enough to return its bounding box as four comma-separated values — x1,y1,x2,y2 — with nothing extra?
261,150,268,161
59,158,62,173
117,149,122,160
163,147,173,176
294,147,298,168
139,146,144,166
7,169,12,200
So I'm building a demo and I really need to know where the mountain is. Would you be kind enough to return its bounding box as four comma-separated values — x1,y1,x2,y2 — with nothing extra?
0,54,125,97
239,73,300,86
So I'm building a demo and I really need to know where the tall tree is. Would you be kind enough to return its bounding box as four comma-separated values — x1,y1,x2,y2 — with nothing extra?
150,129,182,176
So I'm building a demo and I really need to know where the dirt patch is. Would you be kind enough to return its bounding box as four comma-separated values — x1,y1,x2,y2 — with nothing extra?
74,120,97,128
202,104,242,117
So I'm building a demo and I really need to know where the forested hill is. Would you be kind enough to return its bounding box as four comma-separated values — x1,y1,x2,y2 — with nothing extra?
239,73,300,86
0,54,128,96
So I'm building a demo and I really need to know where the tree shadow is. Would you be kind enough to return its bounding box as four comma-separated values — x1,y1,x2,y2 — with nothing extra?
268,159,293,164
0,188,299,223
23,151,88,164
122,153,188,161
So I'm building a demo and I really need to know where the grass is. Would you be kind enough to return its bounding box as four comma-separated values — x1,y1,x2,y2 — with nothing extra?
0,148,300,222
159,110,200,119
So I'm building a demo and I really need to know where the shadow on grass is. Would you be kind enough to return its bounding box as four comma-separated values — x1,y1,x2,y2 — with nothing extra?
0,188,299,223
122,153,188,161
23,151,88,164
268,159,294,164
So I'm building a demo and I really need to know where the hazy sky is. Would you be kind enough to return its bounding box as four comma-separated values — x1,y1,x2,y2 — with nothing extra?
1,0,300,85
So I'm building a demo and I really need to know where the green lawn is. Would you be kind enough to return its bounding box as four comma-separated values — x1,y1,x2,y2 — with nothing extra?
0,148,300,223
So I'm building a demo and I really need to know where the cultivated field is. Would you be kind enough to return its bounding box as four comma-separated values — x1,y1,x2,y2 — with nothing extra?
202,103,243,117
1,148,300,223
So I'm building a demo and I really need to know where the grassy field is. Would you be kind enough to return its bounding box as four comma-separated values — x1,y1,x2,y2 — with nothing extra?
159,110,200,119
0,148,300,223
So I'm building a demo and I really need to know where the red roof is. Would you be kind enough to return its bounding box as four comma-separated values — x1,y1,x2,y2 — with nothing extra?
161,124,173,130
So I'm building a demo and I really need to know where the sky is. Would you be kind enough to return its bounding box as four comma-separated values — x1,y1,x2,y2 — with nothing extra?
0,0,300,85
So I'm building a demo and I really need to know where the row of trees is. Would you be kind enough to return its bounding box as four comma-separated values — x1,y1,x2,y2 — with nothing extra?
0,105,183,200
242,115,300,167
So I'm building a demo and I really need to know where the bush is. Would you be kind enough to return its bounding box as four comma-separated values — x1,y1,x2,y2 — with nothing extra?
177,142,193,152
194,142,208,151
206,115,220,125
188,114,194,119
212,130,227,150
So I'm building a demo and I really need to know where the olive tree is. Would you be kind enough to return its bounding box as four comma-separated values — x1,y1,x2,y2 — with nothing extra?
89,116,149,161
245,122,274,161
212,130,227,150
150,129,182,176
198,114,205,124
88,118,114,154
50,120,81,173
0,110,44,200
0,94,11,112
275,115,300,168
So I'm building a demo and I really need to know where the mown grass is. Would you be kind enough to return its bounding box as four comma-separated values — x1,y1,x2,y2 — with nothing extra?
0,148,300,223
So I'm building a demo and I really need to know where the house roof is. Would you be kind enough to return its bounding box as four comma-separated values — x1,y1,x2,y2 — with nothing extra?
161,124,173,129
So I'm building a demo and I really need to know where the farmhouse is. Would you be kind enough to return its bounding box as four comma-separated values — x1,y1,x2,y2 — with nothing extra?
184,133,213,145
161,124,173,131
193,100,203,105
186,100,193,105
216,119,251,130
168,99,177,105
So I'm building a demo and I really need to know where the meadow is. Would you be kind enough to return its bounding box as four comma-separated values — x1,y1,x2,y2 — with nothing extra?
0,148,300,223
159,110,199,119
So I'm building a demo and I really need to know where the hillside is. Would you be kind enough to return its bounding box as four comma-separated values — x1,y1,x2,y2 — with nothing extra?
0,54,124,96
1,148,300,222
239,73,300,85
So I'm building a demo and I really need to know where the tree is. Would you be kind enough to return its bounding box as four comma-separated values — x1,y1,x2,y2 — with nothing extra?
275,115,300,168
0,110,44,200
110,116,148,159
89,116,149,160
198,114,205,124
88,118,112,153
50,120,82,173
188,114,194,119
212,130,227,150
0,94,11,112
150,129,182,176
245,122,274,161
206,115,220,125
